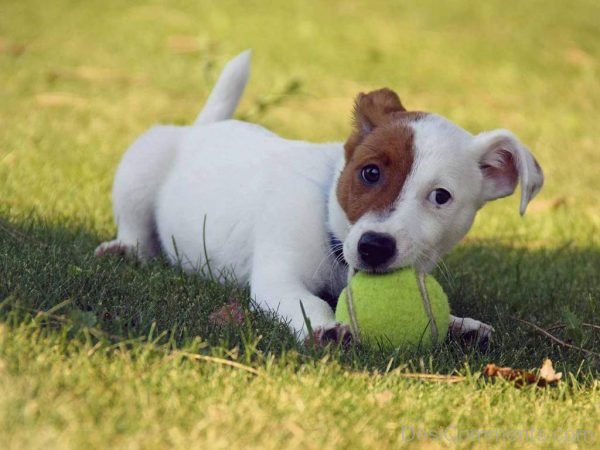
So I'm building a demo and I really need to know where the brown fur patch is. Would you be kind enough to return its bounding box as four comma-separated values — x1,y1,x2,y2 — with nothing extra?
337,89,425,223
344,88,406,161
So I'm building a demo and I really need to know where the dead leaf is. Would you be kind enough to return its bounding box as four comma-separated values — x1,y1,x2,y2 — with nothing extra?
483,359,562,387
483,363,537,386
209,300,246,327
539,358,563,384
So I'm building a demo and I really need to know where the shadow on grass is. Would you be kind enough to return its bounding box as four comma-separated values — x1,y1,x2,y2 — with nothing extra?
1,214,599,375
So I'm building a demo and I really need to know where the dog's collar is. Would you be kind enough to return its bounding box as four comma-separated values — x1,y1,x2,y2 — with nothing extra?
328,233,347,266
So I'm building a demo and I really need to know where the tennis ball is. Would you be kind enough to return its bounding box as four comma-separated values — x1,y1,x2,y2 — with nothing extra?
336,270,450,349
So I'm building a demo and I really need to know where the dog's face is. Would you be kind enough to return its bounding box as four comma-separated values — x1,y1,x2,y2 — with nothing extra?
333,89,544,273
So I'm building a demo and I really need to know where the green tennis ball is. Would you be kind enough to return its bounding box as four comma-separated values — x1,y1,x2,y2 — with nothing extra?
336,270,450,349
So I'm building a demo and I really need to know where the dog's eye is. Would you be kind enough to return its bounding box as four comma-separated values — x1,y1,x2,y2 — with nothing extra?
360,165,381,185
428,188,452,206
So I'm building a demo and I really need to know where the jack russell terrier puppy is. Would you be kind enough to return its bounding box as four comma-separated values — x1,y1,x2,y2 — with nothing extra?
96,51,543,345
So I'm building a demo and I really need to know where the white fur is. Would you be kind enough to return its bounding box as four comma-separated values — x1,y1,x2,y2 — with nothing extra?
195,50,252,125
97,51,543,342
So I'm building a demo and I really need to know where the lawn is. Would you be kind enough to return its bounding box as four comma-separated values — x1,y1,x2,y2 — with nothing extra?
1,0,599,448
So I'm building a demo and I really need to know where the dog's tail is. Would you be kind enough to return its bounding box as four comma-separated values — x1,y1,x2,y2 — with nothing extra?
194,49,252,125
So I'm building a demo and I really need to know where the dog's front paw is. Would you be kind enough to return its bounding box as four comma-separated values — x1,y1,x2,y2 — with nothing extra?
306,323,354,349
95,240,134,258
449,316,494,351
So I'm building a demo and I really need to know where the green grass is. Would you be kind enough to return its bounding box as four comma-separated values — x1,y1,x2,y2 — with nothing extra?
1,0,599,448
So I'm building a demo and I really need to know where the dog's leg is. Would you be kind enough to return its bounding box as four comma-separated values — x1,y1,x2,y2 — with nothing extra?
250,269,351,345
448,314,494,345
95,126,183,261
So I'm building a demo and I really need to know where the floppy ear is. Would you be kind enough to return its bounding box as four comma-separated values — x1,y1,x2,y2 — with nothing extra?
344,88,406,160
473,129,544,215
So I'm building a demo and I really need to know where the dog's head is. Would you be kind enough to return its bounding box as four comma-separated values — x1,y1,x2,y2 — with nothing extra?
330,88,543,273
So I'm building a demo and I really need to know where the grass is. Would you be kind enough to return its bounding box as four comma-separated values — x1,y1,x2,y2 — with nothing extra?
1,0,599,448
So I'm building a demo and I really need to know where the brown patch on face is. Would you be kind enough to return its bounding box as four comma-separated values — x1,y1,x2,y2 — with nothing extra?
337,89,426,223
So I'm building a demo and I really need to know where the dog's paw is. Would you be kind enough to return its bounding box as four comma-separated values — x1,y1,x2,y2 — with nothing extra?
94,240,135,258
449,316,494,351
306,323,354,349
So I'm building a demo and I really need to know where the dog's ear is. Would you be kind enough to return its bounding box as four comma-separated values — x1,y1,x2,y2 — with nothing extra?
345,88,406,160
472,129,544,215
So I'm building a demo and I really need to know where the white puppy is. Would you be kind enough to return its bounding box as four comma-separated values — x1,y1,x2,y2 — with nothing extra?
96,51,543,345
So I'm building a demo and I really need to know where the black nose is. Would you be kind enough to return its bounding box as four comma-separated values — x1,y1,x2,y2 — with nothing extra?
357,232,396,268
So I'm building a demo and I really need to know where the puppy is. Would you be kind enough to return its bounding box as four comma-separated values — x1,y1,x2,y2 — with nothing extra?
96,51,543,345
